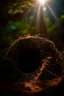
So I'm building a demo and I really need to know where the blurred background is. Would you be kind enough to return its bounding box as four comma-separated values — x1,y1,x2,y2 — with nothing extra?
0,0,64,56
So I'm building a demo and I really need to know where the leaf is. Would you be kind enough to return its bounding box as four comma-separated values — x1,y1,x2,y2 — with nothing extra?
8,0,33,14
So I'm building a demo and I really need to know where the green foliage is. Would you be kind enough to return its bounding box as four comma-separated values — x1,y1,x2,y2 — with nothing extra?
59,14,64,24
45,18,53,28
8,0,33,14
45,14,64,51
9,21,35,35
0,20,35,44
60,14,64,20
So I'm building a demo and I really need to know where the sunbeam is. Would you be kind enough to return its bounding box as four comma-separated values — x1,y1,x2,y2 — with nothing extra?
47,4,58,22
35,4,47,35
35,5,41,34
19,0,58,36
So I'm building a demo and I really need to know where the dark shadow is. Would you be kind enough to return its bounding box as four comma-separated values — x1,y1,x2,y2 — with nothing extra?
17,49,41,73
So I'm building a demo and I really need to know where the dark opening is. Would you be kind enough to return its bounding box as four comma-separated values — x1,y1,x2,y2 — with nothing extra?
17,49,41,73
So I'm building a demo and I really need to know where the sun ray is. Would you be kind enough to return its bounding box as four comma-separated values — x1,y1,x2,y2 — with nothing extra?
47,4,58,22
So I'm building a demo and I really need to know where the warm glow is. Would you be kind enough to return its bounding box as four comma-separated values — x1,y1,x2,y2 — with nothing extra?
38,0,47,5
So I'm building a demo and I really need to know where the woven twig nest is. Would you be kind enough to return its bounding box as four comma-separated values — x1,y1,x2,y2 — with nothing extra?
5,35,63,94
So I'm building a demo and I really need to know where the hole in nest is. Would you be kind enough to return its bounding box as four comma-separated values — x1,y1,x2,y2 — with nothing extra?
17,49,42,73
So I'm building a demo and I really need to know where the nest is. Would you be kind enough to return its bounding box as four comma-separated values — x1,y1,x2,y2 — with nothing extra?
1,35,64,95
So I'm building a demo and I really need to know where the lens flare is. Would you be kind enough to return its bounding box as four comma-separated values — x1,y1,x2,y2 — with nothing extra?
43,7,46,11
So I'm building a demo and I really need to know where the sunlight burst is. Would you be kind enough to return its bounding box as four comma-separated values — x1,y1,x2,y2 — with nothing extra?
38,0,47,5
